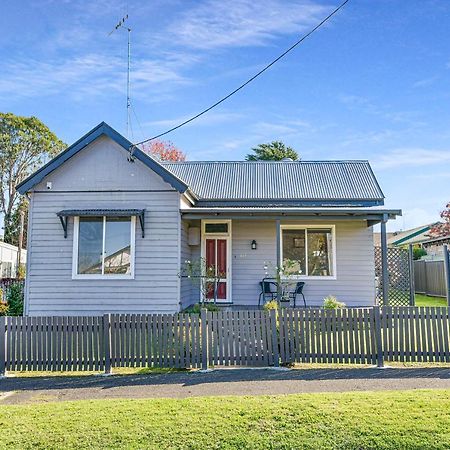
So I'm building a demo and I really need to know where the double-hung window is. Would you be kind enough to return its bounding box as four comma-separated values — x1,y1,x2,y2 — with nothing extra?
281,225,336,278
73,215,135,279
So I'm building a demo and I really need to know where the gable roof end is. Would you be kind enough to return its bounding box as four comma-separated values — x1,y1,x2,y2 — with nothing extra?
16,122,189,195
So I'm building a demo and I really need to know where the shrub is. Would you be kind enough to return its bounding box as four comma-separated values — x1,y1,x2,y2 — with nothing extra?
183,302,220,314
413,247,427,260
262,300,278,311
0,302,8,316
6,283,24,316
323,295,346,309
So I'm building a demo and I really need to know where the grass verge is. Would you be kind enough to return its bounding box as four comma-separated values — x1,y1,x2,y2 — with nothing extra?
1,390,450,449
415,293,447,307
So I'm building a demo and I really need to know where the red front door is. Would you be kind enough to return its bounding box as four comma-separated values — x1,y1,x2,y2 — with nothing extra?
205,238,228,301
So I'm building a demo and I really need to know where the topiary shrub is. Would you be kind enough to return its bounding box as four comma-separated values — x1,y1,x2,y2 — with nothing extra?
323,295,346,309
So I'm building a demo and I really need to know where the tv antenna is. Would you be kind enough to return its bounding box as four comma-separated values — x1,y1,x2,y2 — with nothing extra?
109,14,132,138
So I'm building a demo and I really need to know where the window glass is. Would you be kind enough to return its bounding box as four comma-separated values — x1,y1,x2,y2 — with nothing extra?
104,217,131,275
281,227,334,277
307,228,333,276
76,216,133,276
205,223,228,234
282,229,306,275
78,216,103,274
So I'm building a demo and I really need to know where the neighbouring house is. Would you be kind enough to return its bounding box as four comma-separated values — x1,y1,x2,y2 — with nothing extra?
421,235,450,259
17,122,401,316
0,241,27,279
375,223,449,259
379,223,438,248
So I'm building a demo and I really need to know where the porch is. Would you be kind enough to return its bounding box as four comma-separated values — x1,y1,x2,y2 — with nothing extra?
180,207,400,309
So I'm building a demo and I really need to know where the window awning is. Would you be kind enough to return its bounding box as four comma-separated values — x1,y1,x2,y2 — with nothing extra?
56,209,145,238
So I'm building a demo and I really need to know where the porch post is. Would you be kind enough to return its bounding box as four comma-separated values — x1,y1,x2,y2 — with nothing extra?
380,214,389,306
276,219,282,300
408,244,415,306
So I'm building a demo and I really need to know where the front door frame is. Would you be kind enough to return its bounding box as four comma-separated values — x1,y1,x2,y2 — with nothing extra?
201,219,232,303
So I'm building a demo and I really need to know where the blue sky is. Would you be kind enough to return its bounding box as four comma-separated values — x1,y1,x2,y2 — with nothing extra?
2,0,450,231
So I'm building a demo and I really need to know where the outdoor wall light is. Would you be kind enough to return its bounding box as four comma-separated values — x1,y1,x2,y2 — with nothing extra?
251,240,257,250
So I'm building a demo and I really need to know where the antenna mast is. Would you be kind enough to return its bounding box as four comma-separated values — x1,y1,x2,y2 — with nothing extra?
109,14,131,138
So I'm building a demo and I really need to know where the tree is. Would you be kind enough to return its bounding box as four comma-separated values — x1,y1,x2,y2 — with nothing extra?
428,202,450,238
0,113,66,245
142,139,186,161
3,197,28,248
245,141,299,161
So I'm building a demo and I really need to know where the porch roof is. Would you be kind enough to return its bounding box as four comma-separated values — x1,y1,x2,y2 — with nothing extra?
180,206,401,226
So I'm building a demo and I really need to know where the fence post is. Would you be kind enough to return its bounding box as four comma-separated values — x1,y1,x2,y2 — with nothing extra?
444,245,450,307
200,308,208,371
103,314,112,375
0,316,5,377
408,244,415,305
270,309,280,367
373,306,384,368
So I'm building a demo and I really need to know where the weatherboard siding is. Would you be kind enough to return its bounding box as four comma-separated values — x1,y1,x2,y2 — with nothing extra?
27,191,181,316
178,219,375,307
26,135,182,316
180,220,192,309
231,220,375,307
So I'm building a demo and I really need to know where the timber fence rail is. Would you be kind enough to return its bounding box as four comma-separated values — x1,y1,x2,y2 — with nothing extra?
1,307,450,375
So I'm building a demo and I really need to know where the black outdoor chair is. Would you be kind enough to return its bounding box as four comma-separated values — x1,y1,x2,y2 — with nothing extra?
258,279,278,306
287,281,306,307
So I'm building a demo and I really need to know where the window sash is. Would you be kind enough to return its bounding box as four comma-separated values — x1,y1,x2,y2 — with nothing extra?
281,225,335,278
73,215,135,279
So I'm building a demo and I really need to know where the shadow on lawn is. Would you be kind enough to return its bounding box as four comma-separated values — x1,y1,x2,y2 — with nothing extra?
2,366,450,393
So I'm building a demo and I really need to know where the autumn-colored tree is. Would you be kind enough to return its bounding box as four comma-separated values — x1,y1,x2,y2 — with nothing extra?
142,139,186,161
428,202,450,238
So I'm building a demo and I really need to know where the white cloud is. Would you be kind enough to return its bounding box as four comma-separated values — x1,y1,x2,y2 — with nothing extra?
338,94,425,127
388,207,441,232
0,53,191,100
372,147,450,170
166,0,329,50
144,111,243,129
412,76,438,88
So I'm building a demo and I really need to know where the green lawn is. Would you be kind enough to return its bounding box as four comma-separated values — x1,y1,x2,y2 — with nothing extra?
1,390,450,449
415,293,447,307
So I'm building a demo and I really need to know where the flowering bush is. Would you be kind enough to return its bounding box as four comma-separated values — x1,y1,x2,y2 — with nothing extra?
0,301,8,316
262,300,278,311
323,296,346,309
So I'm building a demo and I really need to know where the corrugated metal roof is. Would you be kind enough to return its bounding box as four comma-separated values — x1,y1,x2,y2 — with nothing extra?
162,161,384,204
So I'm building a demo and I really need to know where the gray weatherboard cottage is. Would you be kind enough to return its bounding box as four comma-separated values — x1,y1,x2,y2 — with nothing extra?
17,122,400,316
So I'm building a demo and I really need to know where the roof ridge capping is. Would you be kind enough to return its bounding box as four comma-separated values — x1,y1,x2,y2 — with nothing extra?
161,160,371,164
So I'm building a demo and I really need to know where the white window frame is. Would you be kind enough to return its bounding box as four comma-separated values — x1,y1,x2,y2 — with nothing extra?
72,215,136,280
202,220,231,236
280,224,337,280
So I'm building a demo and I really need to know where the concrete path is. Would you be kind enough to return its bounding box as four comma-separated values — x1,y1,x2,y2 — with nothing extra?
1,367,450,405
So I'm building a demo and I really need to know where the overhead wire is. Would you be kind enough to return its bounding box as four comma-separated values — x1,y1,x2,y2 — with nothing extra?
131,0,350,148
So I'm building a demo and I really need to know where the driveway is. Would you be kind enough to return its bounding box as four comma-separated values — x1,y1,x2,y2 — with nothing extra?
1,367,450,405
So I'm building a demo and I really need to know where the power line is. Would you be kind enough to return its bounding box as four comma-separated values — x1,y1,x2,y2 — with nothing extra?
132,0,350,148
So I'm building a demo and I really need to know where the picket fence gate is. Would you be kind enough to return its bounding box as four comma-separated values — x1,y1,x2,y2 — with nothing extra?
1,306,450,374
